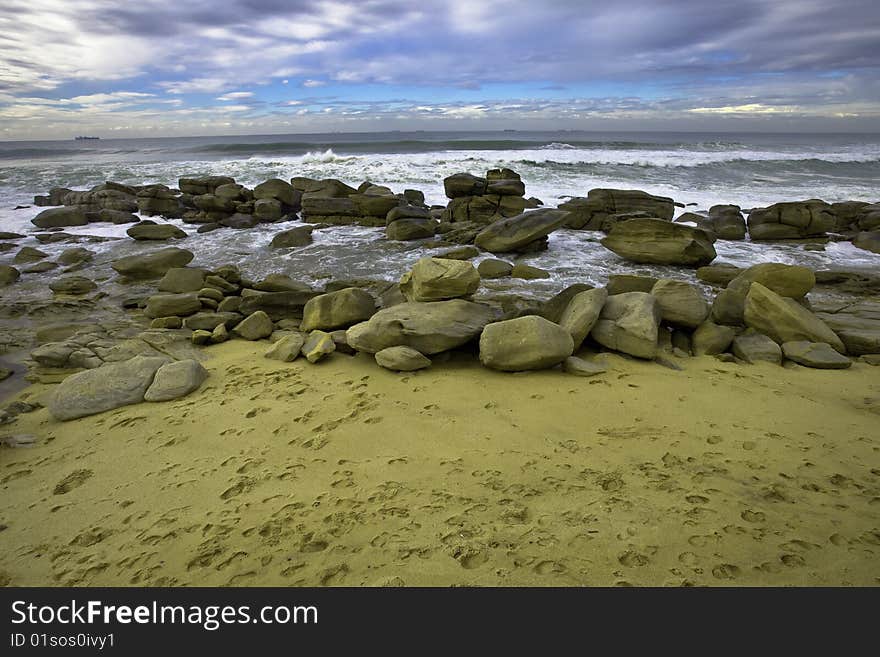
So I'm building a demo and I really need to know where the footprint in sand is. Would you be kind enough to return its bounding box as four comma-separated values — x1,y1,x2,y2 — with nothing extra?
618,550,650,567
711,563,741,580
53,469,93,495
741,510,766,523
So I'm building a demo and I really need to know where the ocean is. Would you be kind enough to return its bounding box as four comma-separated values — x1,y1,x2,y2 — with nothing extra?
1,130,879,297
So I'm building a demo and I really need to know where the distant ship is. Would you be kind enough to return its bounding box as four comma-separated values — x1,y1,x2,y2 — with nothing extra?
74,136,100,140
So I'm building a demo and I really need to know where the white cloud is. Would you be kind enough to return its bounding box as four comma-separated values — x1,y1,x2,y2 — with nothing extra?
216,91,254,101
302,79,327,88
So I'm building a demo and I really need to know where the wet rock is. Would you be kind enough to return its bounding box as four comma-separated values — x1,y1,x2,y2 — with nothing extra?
477,258,513,279
696,264,742,286
32,206,89,228
158,267,207,293
511,263,550,279
747,200,835,240
239,290,317,320
13,246,48,264
347,300,496,355
479,315,574,371
48,355,169,421
386,217,436,240
560,189,675,230
179,176,235,196
692,321,736,356
269,225,314,248
474,208,569,253
601,218,716,266
0,265,20,285
144,292,202,318
254,178,301,209
56,247,94,265
127,222,187,240
853,231,880,254
49,276,97,296
444,173,487,198
607,274,657,295
708,205,747,240
375,346,431,371
184,312,241,331
111,247,194,278
150,316,183,329
144,359,208,401
815,299,880,356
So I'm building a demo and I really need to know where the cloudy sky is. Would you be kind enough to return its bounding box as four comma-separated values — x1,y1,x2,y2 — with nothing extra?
1,0,879,139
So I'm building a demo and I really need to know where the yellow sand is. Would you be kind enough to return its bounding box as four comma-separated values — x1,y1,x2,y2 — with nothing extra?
1,341,878,587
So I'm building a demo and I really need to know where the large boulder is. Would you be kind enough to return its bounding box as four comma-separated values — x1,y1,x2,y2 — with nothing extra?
158,267,207,293
479,315,574,371
233,311,274,340
127,222,187,240
254,198,284,222
711,263,815,326
473,209,569,253
747,200,835,240
558,288,608,350
179,176,235,195
346,300,496,355
708,205,746,240
49,276,97,296
559,189,675,231
375,346,431,372
301,330,335,363
732,331,782,364
144,293,202,319
386,217,435,240
300,288,376,331
743,282,845,352
692,321,736,356
853,231,880,254
292,177,358,199
0,265,20,286
144,359,209,401
815,300,880,355
254,178,301,209
782,341,851,369
111,248,194,278
650,279,709,328
444,173,487,198
48,355,169,420
32,206,89,228
590,292,661,359
601,218,716,266
183,312,241,331
264,333,306,361
399,257,480,302
269,226,314,248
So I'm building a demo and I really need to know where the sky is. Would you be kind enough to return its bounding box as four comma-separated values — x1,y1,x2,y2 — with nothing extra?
1,0,879,139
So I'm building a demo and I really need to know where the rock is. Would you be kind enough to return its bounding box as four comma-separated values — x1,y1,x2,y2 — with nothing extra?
853,231,880,254
559,288,608,350
96,209,139,224
220,213,258,229
732,263,815,298
651,279,709,328
732,331,782,364
437,246,480,260
346,300,496,355
233,311,274,340
744,282,845,352
692,321,736,356
191,330,212,345
112,248,194,278
158,267,206,293
511,263,550,279
198,287,223,303
747,200,835,240
301,287,376,331
179,176,235,195
13,246,48,264
444,173,487,198
55,247,94,265
0,265,21,285
815,300,880,355
387,205,431,223
708,205,746,240
184,312,241,331
269,226,314,248
386,217,436,240
375,346,432,371
254,273,312,293
474,209,569,253
301,330,336,363
607,275,657,295
697,264,742,286
32,206,89,228
293,177,358,199
477,259,513,278
127,222,187,240
562,356,606,377
601,218,716,266
143,359,208,401
479,315,574,371
150,316,183,329
560,189,675,230
399,257,480,302
48,355,169,420
217,296,241,313
210,323,228,344
254,178,300,208
782,341,851,369
264,333,305,361
239,290,318,320
144,292,202,318
538,284,595,323
590,292,661,359
254,198,284,222
330,330,355,354
24,261,57,273
49,276,97,296
0,231,25,239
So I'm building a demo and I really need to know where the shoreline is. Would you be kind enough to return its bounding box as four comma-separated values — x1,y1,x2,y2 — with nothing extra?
1,340,878,587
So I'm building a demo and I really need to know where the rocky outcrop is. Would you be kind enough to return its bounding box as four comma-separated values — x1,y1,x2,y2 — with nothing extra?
743,283,845,352
136,185,184,218
559,189,675,231
385,205,436,241
300,288,376,331
111,248,195,278
747,200,835,240
143,359,209,401
399,258,480,302
601,218,716,266
178,176,235,196
49,276,97,296
441,169,528,226
711,263,815,326
479,316,574,371
474,208,569,253
346,300,496,355
375,346,431,371
298,178,404,227
254,178,302,212
591,292,661,359
853,231,880,254
144,293,202,318
48,355,169,420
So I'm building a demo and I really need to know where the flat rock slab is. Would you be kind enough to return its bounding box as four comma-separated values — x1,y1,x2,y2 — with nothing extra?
782,341,852,369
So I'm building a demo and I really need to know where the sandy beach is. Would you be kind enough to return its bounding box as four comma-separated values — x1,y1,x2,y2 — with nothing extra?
1,340,877,587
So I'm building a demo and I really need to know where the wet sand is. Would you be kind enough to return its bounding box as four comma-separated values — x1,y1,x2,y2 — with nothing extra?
1,341,878,586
